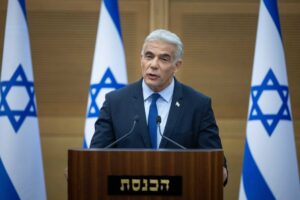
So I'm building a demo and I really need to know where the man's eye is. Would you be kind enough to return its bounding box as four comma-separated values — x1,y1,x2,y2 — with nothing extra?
161,57,170,62
145,54,153,59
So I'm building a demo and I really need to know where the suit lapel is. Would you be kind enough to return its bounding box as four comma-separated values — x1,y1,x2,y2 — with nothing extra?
159,79,184,148
131,80,152,148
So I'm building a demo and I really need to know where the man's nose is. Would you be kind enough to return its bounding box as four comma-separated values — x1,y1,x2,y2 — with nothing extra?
149,57,159,69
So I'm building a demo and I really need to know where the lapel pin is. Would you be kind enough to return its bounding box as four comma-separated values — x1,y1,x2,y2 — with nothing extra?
176,101,180,107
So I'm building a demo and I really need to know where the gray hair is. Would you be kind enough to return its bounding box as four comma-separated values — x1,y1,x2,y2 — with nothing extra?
141,29,184,62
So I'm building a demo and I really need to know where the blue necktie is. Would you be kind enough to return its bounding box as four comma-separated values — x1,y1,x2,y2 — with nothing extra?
148,93,160,149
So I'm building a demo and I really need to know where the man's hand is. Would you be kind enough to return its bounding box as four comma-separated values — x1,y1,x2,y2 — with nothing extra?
223,167,228,186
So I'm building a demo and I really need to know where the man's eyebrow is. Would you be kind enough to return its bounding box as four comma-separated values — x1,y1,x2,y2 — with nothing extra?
144,51,154,55
160,53,171,57
143,51,172,58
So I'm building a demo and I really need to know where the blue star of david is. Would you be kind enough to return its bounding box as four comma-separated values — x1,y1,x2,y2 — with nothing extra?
0,64,37,133
249,68,291,136
87,67,125,118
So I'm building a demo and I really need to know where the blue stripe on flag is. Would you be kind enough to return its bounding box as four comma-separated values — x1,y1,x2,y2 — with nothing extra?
263,0,282,38
242,140,275,200
103,0,123,40
0,158,20,200
17,0,27,20
83,138,88,149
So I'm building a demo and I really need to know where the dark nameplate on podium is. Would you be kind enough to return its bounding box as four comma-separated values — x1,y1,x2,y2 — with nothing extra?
108,175,182,195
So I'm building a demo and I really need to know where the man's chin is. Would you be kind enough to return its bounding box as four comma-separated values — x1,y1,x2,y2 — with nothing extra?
145,80,161,92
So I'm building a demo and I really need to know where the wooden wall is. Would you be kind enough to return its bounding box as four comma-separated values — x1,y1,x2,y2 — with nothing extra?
0,0,299,199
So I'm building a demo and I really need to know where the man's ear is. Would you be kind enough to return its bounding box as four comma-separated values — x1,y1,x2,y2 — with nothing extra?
174,59,182,73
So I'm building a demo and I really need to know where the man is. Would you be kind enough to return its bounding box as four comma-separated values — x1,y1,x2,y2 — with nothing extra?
90,29,227,184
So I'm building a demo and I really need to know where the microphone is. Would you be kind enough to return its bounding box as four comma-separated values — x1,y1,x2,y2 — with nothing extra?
104,115,139,148
156,116,187,149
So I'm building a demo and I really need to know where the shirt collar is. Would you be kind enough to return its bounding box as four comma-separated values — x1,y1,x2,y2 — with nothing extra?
142,78,174,103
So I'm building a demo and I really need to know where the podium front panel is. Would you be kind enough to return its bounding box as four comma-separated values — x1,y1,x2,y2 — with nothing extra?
68,149,223,200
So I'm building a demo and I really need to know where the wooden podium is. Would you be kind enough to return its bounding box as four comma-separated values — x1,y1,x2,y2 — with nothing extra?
68,149,223,200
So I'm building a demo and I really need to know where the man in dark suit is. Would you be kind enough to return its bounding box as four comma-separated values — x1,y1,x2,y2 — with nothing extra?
90,29,227,183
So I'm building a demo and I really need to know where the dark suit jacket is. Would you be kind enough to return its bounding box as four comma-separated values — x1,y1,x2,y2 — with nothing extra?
90,79,223,150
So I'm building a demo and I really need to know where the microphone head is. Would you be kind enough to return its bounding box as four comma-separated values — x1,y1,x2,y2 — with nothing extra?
133,115,140,122
156,116,162,124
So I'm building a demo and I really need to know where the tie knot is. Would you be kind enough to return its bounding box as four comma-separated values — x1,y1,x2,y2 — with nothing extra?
151,93,160,103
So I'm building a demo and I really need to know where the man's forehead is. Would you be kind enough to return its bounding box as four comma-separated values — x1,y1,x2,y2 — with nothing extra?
143,40,176,55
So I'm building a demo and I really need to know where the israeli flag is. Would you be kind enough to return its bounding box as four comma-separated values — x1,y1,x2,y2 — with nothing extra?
239,0,300,199
83,0,127,148
0,0,46,199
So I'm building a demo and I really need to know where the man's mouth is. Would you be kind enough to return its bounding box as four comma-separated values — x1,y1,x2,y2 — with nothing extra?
147,73,159,80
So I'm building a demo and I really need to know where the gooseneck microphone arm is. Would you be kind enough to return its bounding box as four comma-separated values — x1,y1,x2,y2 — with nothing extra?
104,115,139,149
156,116,187,149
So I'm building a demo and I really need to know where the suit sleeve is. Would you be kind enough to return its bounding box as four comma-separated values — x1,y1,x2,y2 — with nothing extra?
197,98,222,149
197,98,228,179
90,94,115,148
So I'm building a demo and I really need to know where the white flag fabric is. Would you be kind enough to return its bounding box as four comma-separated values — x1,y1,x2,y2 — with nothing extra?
239,0,300,199
83,0,127,148
0,0,47,199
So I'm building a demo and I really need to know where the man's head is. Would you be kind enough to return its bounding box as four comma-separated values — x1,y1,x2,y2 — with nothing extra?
140,29,183,92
